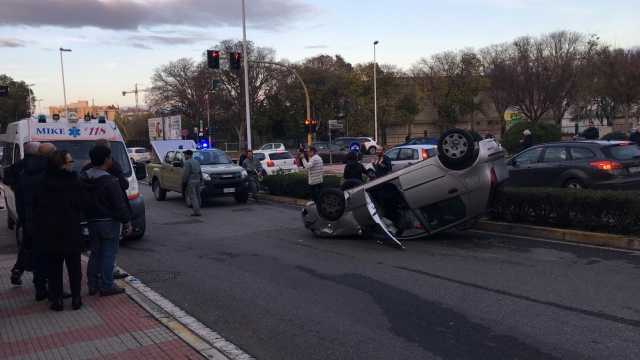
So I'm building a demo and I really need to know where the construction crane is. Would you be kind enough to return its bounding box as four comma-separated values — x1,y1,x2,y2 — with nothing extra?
121,83,151,111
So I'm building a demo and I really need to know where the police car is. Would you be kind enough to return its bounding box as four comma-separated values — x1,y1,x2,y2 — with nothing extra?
0,113,147,241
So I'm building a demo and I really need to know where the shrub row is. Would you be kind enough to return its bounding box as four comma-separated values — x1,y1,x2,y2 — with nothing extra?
261,173,341,199
491,187,640,235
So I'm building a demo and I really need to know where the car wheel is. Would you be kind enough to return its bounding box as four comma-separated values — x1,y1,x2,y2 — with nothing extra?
235,191,249,204
437,128,478,171
316,188,346,221
368,146,377,155
152,179,167,201
564,178,585,189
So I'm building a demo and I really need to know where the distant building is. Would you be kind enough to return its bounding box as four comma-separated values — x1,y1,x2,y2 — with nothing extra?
48,100,118,121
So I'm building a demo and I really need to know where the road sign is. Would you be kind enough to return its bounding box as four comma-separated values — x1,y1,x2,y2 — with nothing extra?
349,142,360,153
328,119,343,130
0,86,8,97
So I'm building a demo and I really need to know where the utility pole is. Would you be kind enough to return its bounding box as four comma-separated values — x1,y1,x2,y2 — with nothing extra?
122,84,150,111
373,40,379,143
59,47,72,119
241,0,252,150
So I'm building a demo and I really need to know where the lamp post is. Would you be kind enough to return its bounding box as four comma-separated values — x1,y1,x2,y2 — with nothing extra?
241,0,252,150
373,41,379,143
59,47,72,119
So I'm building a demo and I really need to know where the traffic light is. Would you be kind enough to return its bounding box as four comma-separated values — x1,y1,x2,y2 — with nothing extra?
229,52,242,70
304,119,311,133
207,50,220,69
310,119,317,133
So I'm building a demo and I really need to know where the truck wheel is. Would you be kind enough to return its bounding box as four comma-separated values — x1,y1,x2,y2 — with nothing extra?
368,146,377,155
437,129,478,171
235,191,249,204
317,188,346,221
152,179,167,201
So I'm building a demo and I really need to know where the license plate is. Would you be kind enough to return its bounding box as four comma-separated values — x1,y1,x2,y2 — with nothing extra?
224,188,236,193
630,166,640,174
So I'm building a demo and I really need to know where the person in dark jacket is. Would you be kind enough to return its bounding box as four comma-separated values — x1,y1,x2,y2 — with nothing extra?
520,129,533,151
238,149,248,169
33,150,87,311
83,146,131,297
373,148,392,177
8,142,41,286
343,151,367,183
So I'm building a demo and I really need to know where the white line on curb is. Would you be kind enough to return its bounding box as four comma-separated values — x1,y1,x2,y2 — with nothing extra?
122,274,255,360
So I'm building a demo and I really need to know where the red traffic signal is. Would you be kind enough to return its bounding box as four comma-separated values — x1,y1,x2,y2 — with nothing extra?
207,50,220,69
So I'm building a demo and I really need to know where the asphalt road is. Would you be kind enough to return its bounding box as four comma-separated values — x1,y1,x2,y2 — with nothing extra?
116,185,640,360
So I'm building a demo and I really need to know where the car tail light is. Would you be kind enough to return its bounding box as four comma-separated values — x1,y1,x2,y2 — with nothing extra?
590,160,623,172
128,192,140,200
267,160,275,167
421,148,429,160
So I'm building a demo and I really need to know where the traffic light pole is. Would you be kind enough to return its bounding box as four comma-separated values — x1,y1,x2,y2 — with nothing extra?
241,0,252,150
251,60,312,146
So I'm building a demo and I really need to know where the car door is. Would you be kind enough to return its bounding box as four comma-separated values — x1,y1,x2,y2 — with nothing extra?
161,151,175,189
384,148,400,171
537,146,570,186
507,147,544,187
393,148,419,171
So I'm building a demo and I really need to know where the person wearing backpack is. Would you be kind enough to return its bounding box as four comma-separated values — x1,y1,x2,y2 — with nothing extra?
82,146,131,297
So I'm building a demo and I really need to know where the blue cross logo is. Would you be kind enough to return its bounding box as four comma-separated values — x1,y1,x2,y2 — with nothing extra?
69,127,81,138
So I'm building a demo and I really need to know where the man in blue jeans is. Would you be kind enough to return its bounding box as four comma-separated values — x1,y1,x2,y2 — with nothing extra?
82,146,131,297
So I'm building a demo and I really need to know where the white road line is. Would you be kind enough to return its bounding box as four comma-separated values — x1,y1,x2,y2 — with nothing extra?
469,229,640,255
122,273,255,360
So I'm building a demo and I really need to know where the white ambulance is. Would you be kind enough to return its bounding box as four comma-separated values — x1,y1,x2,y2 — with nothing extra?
0,114,146,240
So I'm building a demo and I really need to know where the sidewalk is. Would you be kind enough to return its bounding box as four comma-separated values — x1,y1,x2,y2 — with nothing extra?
0,253,204,359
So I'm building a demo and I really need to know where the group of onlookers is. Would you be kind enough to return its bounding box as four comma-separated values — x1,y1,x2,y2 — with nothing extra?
7,140,131,311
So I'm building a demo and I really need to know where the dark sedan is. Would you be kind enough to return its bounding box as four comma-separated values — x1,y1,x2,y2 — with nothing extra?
312,142,349,164
506,140,640,190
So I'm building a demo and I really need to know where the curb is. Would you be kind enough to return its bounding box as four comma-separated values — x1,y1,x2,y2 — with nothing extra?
256,193,640,251
475,220,640,251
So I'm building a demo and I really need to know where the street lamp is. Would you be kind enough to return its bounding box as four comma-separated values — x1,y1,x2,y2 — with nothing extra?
59,47,72,119
241,0,252,150
373,40,379,143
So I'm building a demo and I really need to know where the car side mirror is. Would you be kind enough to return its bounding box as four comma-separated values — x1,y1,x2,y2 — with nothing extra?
134,162,147,181
172,161,183,168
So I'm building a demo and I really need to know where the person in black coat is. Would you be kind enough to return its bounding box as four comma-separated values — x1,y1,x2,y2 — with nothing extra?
343,151,367,184
33,150,88,311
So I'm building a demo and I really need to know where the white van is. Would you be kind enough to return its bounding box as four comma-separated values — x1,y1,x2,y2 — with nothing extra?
0,114,146,240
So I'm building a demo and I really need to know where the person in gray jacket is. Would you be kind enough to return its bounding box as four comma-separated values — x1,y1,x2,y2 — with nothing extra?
242,150,262,200
182,150,203,216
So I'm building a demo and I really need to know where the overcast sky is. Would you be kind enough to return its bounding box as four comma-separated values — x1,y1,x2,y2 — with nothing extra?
1,0,638,110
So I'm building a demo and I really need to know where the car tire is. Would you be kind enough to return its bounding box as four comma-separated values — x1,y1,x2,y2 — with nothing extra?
316,188,346,221
235,191,249,204
341,178,364,191
368,146,377,155
437,128,478,171
152,179,167,201
563,178,585,189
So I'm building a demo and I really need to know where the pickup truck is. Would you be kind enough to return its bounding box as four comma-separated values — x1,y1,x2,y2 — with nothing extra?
147,145,250,205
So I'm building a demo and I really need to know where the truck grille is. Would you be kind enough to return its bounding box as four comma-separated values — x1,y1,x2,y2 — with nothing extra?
211,173,241,180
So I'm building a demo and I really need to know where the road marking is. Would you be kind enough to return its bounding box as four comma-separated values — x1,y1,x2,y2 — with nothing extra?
469,229,640,255
117,270,254,360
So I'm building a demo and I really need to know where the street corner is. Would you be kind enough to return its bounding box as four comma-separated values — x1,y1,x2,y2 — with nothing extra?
0,254,206,360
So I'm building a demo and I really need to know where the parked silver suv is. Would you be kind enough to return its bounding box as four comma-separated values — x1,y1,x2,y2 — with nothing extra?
301,129,509,248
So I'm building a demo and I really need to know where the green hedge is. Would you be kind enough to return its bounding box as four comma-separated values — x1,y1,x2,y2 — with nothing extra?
491,187,640,235
261,173,342,199
502,121,561,154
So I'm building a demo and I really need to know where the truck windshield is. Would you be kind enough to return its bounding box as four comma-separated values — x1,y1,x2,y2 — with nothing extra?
194,150,232,165
49,141,132,176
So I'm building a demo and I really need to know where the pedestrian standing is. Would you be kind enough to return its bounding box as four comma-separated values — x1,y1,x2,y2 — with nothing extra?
8,142,40,287
183,150,203,216
299,146,324,203
242,150,262,200
83,146,131,297
373,148,392,177
33,150,87,311
343,151,367,183
520,129,533,151
238,149,248,169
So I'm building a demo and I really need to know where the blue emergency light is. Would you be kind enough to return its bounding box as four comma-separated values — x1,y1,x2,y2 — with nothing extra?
198,139,210,149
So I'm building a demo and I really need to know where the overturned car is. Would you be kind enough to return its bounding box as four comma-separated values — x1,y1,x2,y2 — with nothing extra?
301,129,509,249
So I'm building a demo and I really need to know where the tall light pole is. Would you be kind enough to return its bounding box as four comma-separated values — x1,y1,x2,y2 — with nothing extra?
373,40,379,143
59,47,72,119
241,0,252,150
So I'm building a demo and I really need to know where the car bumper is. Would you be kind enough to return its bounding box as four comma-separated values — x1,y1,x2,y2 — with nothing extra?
591,177,640,191
202,179,249,196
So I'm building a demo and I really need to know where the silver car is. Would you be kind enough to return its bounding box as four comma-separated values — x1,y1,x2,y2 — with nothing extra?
301,129,509,249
